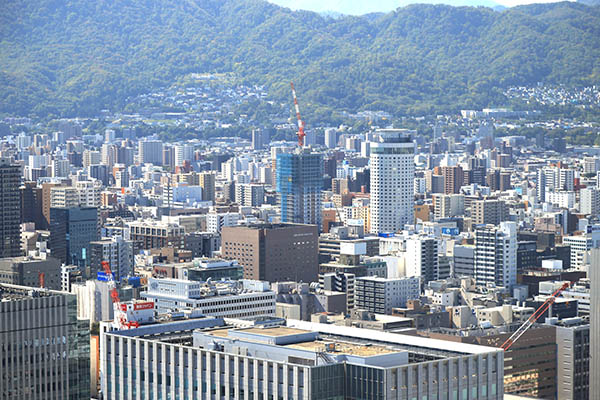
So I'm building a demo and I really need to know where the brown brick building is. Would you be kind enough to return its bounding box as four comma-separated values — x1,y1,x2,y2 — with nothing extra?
221,223,318,283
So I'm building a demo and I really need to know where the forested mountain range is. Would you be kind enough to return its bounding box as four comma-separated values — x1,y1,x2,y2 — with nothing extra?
1,0,599,117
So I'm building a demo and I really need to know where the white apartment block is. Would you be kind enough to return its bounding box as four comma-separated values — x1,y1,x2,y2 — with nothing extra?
475,221,517,288
142,278,276,319
369,129,415,234
580,187,600,216
355,276,420,314
405,236,441,284
207,212,241,233
546,190,576,209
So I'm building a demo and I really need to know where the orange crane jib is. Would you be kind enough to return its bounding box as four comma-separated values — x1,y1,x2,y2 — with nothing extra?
101,261,121,303
290,82,306,147
501,281,571,351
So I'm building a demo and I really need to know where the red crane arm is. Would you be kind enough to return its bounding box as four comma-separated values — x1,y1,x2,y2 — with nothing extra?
290,82,306,147
501,282,570,351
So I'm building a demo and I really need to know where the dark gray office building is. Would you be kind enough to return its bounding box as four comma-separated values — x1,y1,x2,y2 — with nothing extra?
49,207,99,267
0,284,90,399
0,158,22,258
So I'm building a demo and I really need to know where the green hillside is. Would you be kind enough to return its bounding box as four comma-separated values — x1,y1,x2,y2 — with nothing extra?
1,0,599,118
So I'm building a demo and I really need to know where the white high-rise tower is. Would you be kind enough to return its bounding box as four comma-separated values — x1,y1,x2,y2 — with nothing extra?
369,129,415,234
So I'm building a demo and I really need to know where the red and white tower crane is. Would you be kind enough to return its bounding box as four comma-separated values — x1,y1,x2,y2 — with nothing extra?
500,281,571,351
290,82,306,147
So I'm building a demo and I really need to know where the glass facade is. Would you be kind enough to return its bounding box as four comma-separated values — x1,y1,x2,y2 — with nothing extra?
276,152,323,226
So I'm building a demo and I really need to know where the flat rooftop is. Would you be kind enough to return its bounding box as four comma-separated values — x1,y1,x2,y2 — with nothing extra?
285,339,396,357
240,326,307,337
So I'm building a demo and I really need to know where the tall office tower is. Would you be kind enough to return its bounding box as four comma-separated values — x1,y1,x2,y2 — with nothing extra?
235,183,265,207
20,181,44,228
117,144,134,166
331,177,349,195
276,149,323,226
474,221,517,288
51,158,70,177
199,172,216,203
555,320,590,399
584,156,600,174
138,139,163,165
442,165,464,194
536,168,546,203
471,199,509,225
162,145,174,169
49,207,99,267
101,143,117,168
251,129,269,150
432,193,465,219
590,249,600,397
174,144,194,166
89,164,110,186
406,236,442,284
580,187,600,216
324,128,338,148
0,284,90,399
467,157,487,185
355,276,421,313
90,236,133,280
0,158,22,258
50,186,80,208
114,164,129,188
105,128,116,143
544,166,575,192
83,149,102,169
221,223,319,283
369,129,415,234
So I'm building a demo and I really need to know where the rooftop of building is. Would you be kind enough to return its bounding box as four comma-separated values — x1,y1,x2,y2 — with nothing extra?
225,222,316,230
0,283,66,301
109,317,500,359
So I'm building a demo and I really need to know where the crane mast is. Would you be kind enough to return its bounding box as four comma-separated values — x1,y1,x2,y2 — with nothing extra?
290,82,306,147
102,260,120,303
501,281,570,351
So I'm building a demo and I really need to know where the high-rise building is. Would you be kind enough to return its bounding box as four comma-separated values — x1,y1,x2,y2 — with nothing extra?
324,128,338,148
590,249,600,397
90,236,134,280
83,150,102,169
554,319,590,400
536,168,546,203
142,278,276,317
406,236,441,284
49,207,99,267
251,129,269,150
199,172,216,203
580,187,600,216
441,165,464,194
432,193,465,219
126,220,185,250
355,276,421,313
471,199,509,226
453,244,475,277
100,318,503,400
475,222,517,288
369,129,415,234
235,183,265,207
0,158,22,258
174,144,194,166
221,223,318,283
0,255,62,290
276,149,323,226
138,139,163,165
20,181,44,228
0,284,90,399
